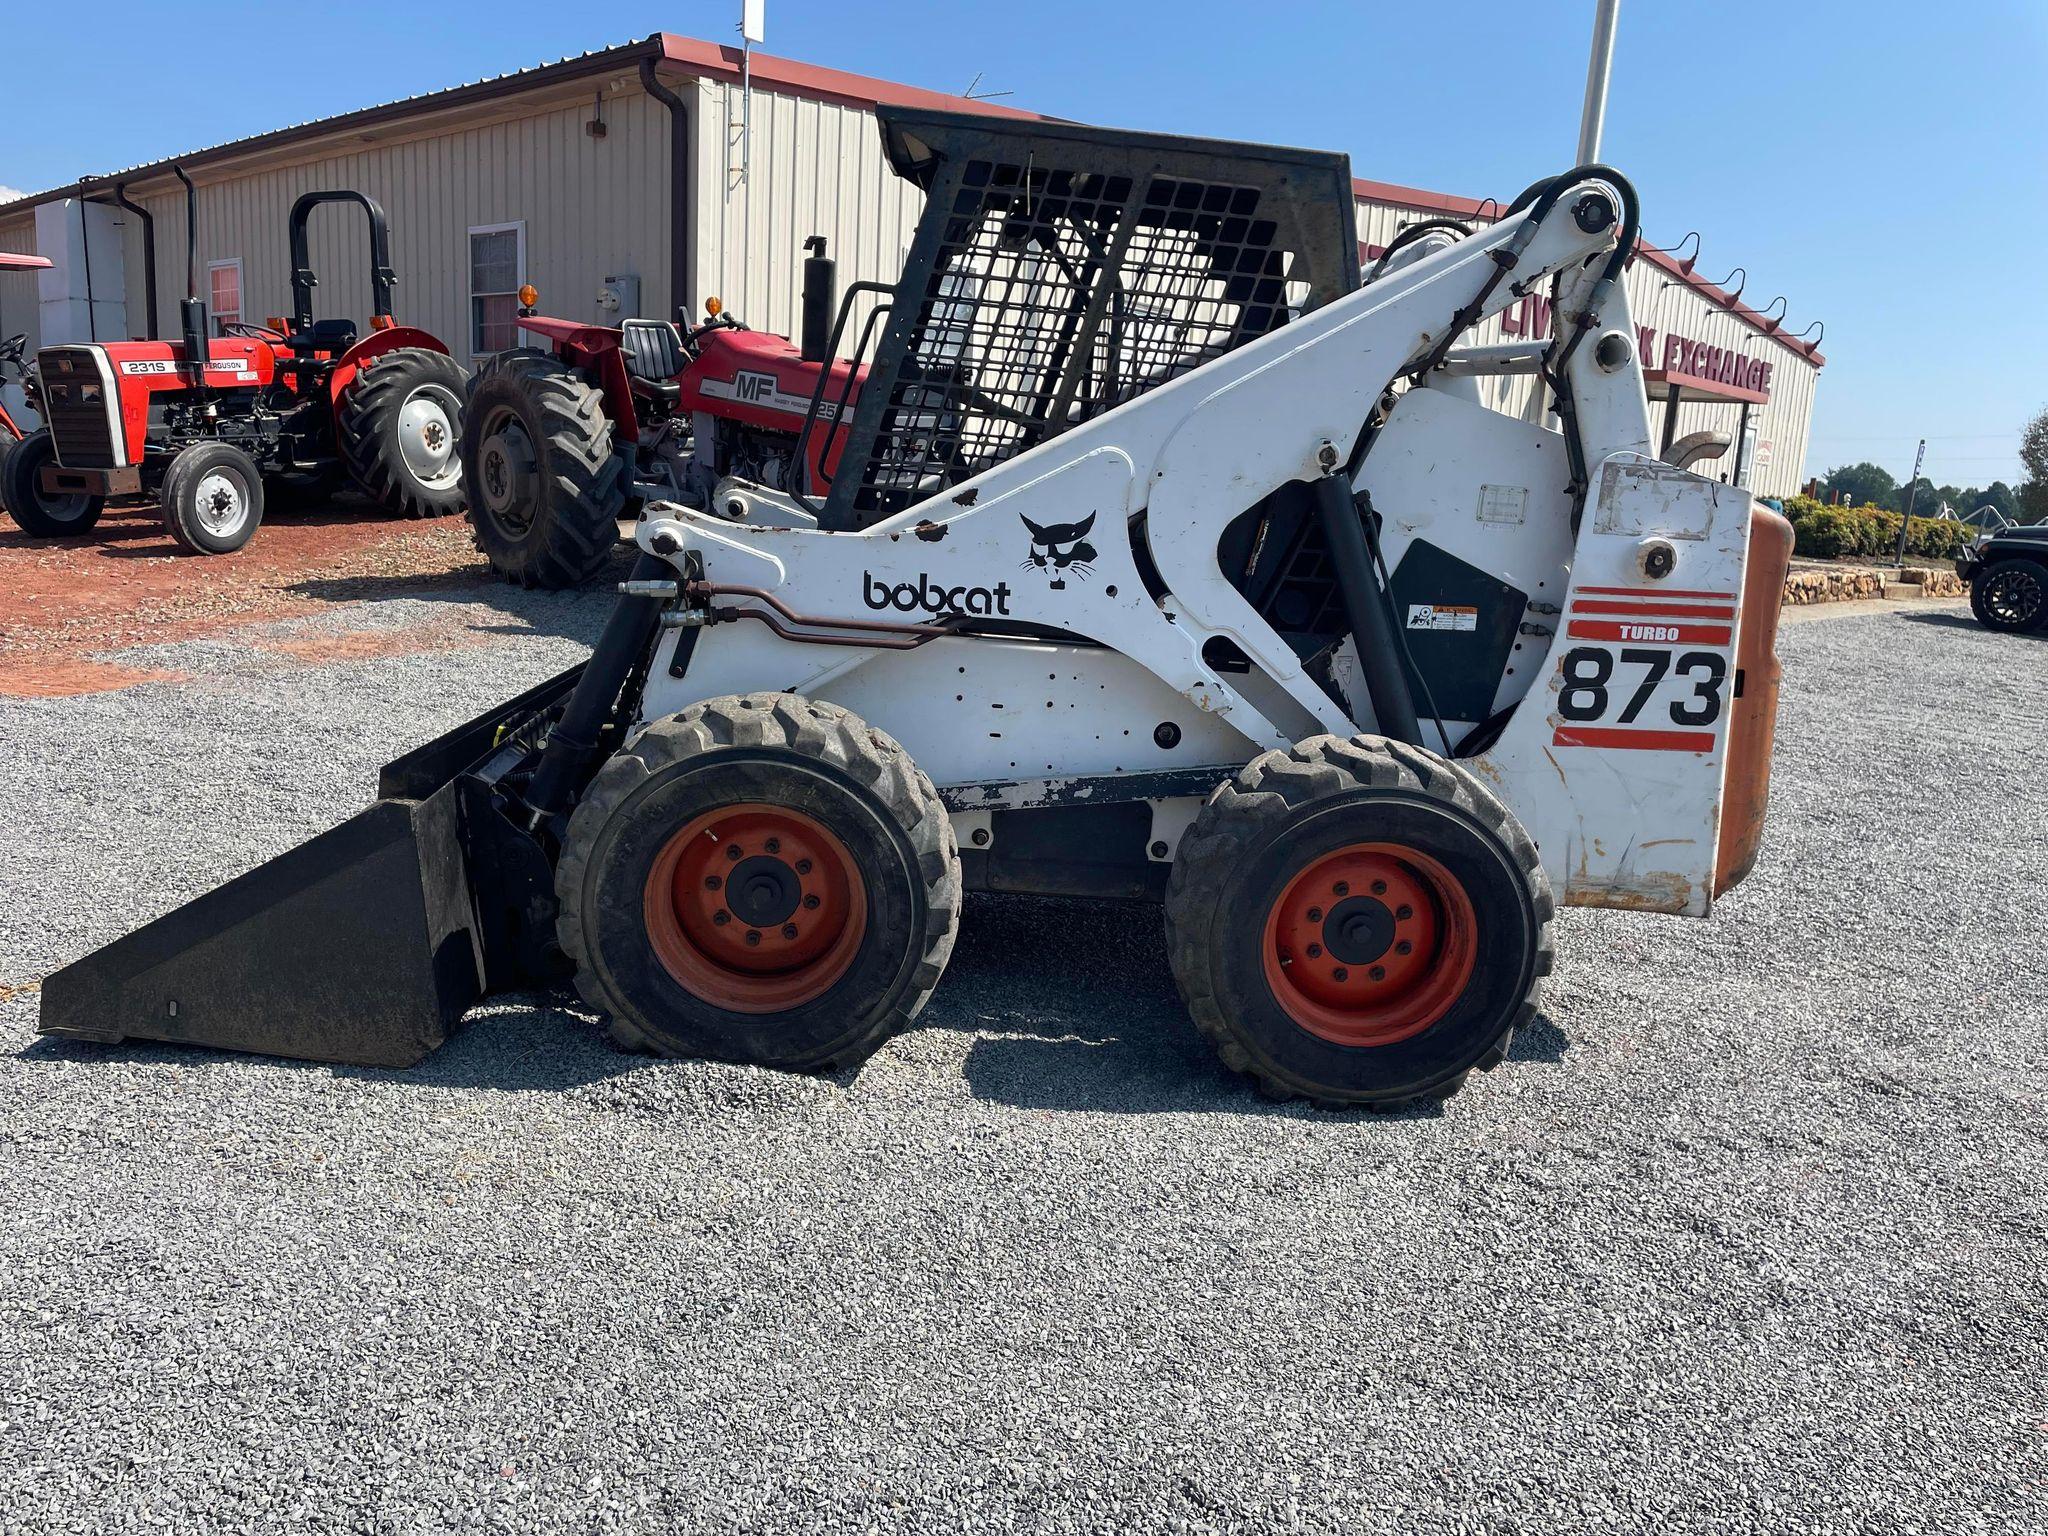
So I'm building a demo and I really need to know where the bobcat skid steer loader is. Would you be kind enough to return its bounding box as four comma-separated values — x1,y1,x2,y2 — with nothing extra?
40,109,1794,1110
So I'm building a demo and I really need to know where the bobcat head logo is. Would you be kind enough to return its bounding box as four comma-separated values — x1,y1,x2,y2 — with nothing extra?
1019,512,1097,590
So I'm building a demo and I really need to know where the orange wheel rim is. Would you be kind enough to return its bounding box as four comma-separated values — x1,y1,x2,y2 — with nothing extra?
643,803,867,1014
1261,841,1477,1047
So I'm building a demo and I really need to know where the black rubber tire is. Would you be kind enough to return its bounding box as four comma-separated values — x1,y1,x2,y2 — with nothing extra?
459,348,626,588
556,693,961,1073
0,428,105,536
160,441,265,555
1969,557,2048,633
336,346,469,519
1163,734,1554,1110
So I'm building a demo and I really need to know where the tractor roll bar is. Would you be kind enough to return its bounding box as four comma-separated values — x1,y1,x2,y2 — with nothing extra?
288,190,397,333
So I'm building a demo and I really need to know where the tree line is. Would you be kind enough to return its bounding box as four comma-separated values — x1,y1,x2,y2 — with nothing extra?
1810,405,2048,524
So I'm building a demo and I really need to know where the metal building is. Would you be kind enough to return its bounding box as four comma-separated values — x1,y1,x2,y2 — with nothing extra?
0,31,1820,498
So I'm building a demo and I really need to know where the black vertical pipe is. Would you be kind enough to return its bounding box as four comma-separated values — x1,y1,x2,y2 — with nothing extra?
77,198,96,341
522,551,671,820
107,185,158,338
1312,470,1421,745
638,51,693,323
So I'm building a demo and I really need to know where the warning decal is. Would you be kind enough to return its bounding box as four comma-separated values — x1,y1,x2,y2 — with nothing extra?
1406,603,1478,633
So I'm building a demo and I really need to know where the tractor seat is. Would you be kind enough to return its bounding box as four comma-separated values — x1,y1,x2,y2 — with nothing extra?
286,318,359,356
621,319,686,408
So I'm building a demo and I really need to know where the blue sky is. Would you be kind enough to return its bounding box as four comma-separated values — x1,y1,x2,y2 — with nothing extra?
4,0,2041,489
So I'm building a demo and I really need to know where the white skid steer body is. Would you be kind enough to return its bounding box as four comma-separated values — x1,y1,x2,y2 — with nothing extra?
636,173,1774,919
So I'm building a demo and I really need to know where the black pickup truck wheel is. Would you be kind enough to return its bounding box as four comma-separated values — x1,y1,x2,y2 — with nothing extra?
1969,557,2047,633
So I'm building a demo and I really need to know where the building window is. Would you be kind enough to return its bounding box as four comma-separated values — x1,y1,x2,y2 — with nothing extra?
207,259,243,335
468,223,526,356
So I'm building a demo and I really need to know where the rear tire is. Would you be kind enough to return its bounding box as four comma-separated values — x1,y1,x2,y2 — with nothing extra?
337,346,468,518
0,428,105,536
556,694,960,1073
460,349,627,589
1164,735,1553,1110
1969,558,2047,632
160,441,265,555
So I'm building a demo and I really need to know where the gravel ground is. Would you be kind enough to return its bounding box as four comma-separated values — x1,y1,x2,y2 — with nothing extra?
1,592,2042,1535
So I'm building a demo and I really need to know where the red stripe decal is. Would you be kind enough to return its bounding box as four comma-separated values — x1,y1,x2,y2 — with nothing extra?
1551,726,1717,753
1569,599,1737,619
1572,586,1735,600
1566,620,1733,645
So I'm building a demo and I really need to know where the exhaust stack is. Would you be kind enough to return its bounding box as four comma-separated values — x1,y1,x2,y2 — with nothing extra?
800,235,834,363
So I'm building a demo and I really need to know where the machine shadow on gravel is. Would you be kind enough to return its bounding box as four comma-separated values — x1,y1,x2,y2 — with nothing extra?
930,894,1565,1117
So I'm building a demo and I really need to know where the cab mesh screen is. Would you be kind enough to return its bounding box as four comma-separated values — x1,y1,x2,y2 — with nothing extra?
820,113,1359,527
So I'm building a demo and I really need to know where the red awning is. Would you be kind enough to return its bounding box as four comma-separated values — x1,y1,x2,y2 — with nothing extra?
1642,367,1767,406
0,252,51,272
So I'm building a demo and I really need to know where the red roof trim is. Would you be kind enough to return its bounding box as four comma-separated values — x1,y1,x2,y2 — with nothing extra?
1352,175,1823,367
1642,367,1770,406
656,34,1043,121
0,252,51,271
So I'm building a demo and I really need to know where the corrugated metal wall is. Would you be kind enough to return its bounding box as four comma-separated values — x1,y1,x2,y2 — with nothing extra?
687,79,921,348
1355,197,1819,498
0,206,44,357
112,85,670,362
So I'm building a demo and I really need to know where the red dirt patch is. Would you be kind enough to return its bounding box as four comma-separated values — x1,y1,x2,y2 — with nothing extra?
0,497,491,697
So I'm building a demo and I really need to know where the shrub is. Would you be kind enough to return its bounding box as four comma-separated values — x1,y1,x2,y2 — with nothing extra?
1785,500,1974,562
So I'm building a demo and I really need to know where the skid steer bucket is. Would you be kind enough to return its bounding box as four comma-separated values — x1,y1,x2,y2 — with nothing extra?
36,668,580,1067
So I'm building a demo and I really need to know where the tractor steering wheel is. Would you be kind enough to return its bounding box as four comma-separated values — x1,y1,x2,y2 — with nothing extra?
0,333,24,368
222,320,287,344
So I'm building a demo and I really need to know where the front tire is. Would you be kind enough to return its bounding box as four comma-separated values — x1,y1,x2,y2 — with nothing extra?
0,428,104,536
1164,735,1553,1110
337,346,468,518
556,694,961,1073
1969,558,2047,632
459,349,627,588
160,441,264,555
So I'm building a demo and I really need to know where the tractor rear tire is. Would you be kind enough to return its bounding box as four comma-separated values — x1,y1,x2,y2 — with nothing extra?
1969,558,2048,633
460,349,626,589
556,694,961,1074
1163,735,1553,1110
0,428,105,536
160,441,265,555
336,346,468,519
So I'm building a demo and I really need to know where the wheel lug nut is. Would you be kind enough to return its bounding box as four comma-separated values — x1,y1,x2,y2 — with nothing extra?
782,924,799,940
766,837,781,854
725,845,742,862
704,875,721,890
1332,881,1349,896
803,894,821,910
1395,940,1412,956
712,910,730,926
1306,943,1322,959
1396,904,1413,921
745,929,762,946
1332,967,1348,982
1369,965,1386,981
1371,879,1387,895
796,858,812,874
1307,906,1323,922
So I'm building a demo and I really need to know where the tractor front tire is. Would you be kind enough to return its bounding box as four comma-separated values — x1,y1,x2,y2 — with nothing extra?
337,346,468,519
0,428,105,537
1969,558,2048,633
1164,735,1553,1110
460,349,626,588
556,694,961,1073
160,441,265,555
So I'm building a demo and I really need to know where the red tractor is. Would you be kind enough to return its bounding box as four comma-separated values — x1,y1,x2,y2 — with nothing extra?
1,184,466,553
461,237,870,587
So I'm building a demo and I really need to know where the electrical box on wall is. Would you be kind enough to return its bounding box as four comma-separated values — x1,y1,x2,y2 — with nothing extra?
597,273,640,322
